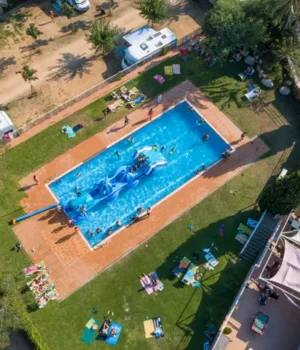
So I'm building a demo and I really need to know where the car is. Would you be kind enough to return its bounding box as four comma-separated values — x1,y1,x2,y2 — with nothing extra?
67,0,90,12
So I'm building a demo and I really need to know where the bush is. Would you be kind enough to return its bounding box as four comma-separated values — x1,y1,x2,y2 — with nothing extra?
223,327,232,335
259,170,300,215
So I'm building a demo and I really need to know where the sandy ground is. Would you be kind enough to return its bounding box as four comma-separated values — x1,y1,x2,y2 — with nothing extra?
0,0,207,127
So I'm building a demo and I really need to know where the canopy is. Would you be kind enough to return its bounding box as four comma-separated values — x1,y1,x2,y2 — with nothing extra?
270,240,300,293
283,230,300,244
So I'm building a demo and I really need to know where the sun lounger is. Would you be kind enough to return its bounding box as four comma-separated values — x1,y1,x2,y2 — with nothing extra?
23,261,45,277
172,64,181,75
121,93,131,102
238,223,253,235
164,66,173,75
129,86,139,95
111,91,120,100
235,232,248,245
204,252,219,267
120,86,128,94
245,89,260,100
82,318,100,344
278,168,288,179
106,322,122,345
32,280,54,298
140,271,164,295
181,263,199,285
172,257,191,278
127,101,136,108
115,99,124,107
153,74,165,84
107,102,117,112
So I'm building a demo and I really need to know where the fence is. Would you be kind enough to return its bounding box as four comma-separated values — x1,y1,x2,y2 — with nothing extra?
9,27,202,140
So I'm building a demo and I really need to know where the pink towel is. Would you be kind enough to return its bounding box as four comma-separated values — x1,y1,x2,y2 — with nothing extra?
108,103,117,111
153,75,165,84
24,265,38,276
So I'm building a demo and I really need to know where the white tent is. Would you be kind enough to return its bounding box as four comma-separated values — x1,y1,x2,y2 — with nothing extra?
270,240,300,293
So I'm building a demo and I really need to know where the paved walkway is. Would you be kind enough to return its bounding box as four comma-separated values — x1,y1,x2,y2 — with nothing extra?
14,81,269,300
9,47,181,148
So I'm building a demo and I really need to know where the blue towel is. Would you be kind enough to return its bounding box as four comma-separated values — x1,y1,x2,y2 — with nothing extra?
62,126,76,138
106,322,122,345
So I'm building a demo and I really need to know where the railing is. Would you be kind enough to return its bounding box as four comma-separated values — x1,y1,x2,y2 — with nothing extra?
9,27,202,140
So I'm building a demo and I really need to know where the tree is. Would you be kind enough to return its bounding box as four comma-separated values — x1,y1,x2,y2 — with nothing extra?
25,23,42,40
203,0,267,59
259,171,300,215
271,0,300,32
86,19,118,55
61,3,76,32
135,0,168,27
16,65,38,96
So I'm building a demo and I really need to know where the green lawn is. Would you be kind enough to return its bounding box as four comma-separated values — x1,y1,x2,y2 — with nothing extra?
0,52,299,349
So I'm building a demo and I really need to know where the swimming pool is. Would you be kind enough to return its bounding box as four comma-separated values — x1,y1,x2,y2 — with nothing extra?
49,101,230,248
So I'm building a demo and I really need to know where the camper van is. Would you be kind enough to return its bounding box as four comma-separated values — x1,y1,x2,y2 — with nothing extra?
0,111,15,141
121,26,177,70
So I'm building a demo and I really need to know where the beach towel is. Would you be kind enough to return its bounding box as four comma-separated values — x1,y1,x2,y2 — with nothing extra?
238,223,253,235
82,318,99,344
235,232,248,245
111,91,120,100
164,66,173,75
172,257,191,277
172,64,181,75
73,123,84,133
245,89,260,100
133,94,146,105
140,272,164,295
144,320,155,338
181,264,198,285
106,322,122,345
62,125,76,138
23,261,45,276
153,75,165,84
204,252,218,267
219,223,224,236
153,317,164,338
107,102,117,112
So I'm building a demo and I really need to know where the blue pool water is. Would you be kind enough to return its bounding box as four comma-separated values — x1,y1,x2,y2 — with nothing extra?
49,101,230,247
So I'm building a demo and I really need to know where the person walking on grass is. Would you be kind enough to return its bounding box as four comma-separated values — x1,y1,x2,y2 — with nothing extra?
50,10,54,22
124,115,130,126
15,242,22,252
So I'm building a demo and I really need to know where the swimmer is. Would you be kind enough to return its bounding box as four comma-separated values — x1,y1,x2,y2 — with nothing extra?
187,105,193,114
152,144,158,151
107,227,113,235
160,146,166,151
202,165,207,171
147,207,152,216
196,120,203,126
127,136,134,143
195,169,201,175
87,229,94,237
169,147,176,155
115,150,121,158
96,227,102,233
75,187,82,196
137,206,144,213
80,206,87,216
132,214,139,222
56,204,62,212
116,220,121,227
76,172,81,178
202,134,209,141
134,164,138,171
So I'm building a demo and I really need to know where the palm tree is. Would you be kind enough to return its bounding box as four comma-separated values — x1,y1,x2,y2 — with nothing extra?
16,65,38,96
272,0,300,32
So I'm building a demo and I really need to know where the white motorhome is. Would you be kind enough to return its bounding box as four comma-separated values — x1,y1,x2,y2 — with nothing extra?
121,26,177,70
0,111,15,140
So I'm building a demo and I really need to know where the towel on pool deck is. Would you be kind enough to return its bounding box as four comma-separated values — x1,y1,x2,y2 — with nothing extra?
172,64,181,75
172,257,191,277
82,318,99,344
164,66,173,75
105,322,122,345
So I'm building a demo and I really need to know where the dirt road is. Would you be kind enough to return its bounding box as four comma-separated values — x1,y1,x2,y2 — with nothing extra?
0,0,206,126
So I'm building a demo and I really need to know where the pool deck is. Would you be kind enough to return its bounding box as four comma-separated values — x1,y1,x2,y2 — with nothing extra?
14,81,269,300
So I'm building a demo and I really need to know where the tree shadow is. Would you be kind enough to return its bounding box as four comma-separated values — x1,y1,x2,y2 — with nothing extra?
101,53,121,80
0,56,16,75
153,209,256,349
47,52,98,81
19,38,53,53
59,20,91,34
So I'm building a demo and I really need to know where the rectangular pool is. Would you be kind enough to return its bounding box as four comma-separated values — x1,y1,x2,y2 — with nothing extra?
49,101,230,248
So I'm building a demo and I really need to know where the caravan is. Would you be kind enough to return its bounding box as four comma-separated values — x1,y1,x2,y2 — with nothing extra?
121,26,177,70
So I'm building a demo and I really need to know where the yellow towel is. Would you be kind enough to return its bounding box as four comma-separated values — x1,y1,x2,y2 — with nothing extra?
86,318,95,329
164,66,173,75
143,320,155,338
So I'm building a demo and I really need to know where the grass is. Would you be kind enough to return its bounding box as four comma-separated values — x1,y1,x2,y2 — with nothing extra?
0,51,300,349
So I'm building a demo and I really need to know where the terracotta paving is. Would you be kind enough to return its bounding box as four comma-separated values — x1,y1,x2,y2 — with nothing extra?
14,81,269,300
